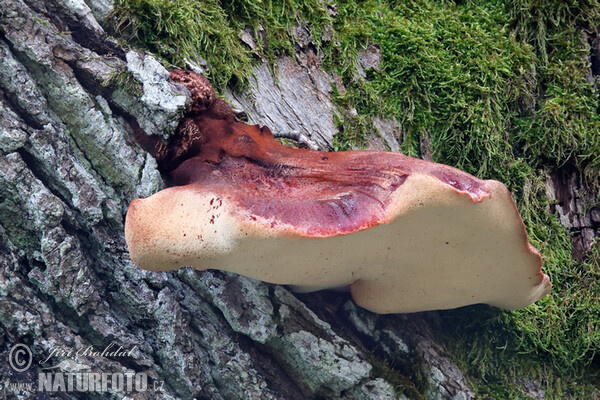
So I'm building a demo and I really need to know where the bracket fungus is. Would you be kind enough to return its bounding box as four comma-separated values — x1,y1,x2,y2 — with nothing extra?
125,70,551,314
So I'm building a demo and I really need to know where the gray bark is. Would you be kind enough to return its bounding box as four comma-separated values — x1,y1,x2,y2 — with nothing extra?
2,1,584,399
545,165,600,260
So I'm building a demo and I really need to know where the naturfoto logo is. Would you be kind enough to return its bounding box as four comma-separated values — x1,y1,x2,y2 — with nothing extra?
3,343,165,395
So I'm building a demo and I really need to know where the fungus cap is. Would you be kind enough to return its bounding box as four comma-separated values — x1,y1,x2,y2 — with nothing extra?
125,151,550,314
125,69,550,314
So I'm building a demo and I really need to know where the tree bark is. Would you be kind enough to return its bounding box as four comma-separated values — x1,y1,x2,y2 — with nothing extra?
2,1,596,399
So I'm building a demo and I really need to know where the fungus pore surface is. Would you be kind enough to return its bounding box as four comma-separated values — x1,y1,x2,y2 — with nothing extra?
125,69,551,313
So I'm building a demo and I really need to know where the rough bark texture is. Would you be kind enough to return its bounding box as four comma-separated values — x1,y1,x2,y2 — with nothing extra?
545,165,600,261
0,1,595,399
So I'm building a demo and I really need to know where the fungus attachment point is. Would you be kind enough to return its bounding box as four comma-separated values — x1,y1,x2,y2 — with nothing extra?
125,70,551,314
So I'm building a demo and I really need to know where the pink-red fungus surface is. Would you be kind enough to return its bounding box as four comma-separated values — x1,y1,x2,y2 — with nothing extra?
125,69,551,314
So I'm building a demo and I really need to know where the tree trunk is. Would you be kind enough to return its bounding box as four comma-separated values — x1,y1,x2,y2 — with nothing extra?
1,1,597,399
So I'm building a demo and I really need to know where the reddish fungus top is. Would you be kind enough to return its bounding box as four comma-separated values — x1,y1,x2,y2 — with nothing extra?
134,69,489,237
126,69,551,313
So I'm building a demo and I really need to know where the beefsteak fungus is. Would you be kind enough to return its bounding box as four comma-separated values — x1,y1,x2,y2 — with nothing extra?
125,70,551,314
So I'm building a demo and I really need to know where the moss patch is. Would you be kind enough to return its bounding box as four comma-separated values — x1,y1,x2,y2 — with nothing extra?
108,0,600,397
368,354,426,399
109,0,331,90
102,67,143,97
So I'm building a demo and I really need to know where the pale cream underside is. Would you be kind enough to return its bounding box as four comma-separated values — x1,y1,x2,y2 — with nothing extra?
125,173,550,314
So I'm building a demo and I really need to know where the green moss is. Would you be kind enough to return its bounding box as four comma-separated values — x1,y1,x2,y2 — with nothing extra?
109,0,331,90
221,0,332,64
108,0,600,397
110,0,254,90
368,355,426,399
332,110,371,151
511,0,600,191
102,67,143,97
